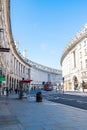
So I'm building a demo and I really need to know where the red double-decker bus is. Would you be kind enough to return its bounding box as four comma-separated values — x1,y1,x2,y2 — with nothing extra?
44,82,53,91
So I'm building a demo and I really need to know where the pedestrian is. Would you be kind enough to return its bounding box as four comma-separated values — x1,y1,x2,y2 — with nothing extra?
56,87,58,92
6,87,9,96
9,88,12,94
15,88,18,94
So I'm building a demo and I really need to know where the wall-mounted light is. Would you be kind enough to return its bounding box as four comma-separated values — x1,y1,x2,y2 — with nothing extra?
0,48,10,52
0,28,4,32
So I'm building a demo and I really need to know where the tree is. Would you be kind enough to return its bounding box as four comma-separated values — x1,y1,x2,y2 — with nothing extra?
74,77,78,90
82,81,87,92
82,81,85,92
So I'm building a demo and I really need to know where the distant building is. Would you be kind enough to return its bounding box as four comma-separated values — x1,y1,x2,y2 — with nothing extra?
26,59,62,86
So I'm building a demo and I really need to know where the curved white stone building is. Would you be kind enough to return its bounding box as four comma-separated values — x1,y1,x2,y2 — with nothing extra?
60,24,87,91
0,0,62,94
26,59,62,86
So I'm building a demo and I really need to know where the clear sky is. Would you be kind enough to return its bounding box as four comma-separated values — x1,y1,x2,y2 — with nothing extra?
10,0,87,69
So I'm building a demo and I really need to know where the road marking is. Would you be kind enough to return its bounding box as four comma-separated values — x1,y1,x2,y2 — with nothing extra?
55,97,75,101
55,97,87,104
77,100,87,104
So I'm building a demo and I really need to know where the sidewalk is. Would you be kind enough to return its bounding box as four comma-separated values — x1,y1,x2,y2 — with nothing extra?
0,93,87,130
64,90,87,96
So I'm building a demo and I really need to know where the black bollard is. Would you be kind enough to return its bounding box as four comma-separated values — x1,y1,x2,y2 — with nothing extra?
36,92,42,102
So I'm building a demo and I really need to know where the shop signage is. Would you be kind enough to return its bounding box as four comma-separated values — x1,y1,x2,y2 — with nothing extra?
0,76,5,81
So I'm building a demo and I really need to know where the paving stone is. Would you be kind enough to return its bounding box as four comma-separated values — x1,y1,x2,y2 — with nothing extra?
0,93,87,130
0,124,24,130
0,115,19,126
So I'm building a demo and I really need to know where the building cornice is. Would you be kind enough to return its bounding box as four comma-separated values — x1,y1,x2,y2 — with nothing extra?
60,24,87,65
4,0,61,72
25,59,62,74
4,0,31,67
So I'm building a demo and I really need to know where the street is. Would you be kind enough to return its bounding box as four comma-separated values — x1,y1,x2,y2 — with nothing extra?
43,91,87,110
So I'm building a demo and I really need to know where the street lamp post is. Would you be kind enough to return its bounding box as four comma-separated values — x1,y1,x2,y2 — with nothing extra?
0,28,10,94
63,77,64,93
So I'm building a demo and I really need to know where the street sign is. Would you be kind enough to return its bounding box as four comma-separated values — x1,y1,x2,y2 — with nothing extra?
0,48,10,52
0,76,5,81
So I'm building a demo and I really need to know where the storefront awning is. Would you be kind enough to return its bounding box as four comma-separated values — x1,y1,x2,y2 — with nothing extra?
21,79,33,83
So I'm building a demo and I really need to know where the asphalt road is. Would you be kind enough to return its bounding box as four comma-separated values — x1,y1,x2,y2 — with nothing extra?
43,92,87,110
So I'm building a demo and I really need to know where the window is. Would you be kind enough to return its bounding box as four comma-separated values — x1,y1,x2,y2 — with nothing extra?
79,44,81,49
80,52,82,58
84,49,87,56
84,40,86,46
85,59,87,68
80,61,82,69
73,51,76,68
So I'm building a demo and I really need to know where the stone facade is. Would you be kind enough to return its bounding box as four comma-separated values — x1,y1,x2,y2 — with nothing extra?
61,24,87,91
27,59,62,86
0,0,62,94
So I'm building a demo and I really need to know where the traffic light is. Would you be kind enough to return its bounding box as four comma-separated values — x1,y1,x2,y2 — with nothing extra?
42,81,45,85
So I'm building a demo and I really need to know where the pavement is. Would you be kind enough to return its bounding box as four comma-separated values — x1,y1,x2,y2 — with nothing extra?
0,91,87,130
